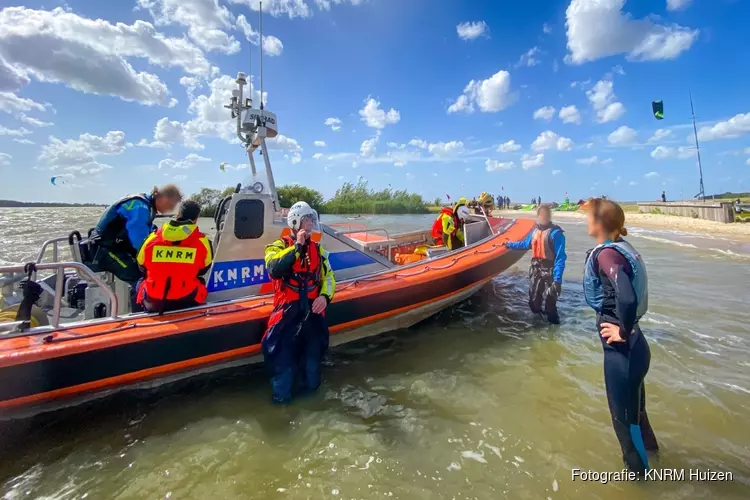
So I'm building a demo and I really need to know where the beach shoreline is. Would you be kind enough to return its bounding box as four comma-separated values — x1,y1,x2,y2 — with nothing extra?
495,209,750,243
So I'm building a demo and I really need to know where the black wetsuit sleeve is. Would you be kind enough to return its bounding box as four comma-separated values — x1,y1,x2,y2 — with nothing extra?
597,248,638,340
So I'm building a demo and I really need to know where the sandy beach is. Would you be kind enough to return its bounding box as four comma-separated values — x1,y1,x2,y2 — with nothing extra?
496,209,750,242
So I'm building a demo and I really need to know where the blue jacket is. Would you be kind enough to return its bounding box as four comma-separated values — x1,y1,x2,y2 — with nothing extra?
506,226,567,283
94,193,155,253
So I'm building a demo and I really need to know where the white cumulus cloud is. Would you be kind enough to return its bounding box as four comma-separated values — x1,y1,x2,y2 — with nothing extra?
485,159,515,172
448,70,516,114
497,140,521,153
158,152,211,169
0,125,31,137
313,140,327,147
565,0,699,64
644,171,659,179
577,156,599,165
324,117,342,131
531,131,574,152
236,14,284,56
587,78,626,123
667,0,692,12
137,0,239,54
521,153,544,170
359,97,400,129
696,113,750,142
559,105,582,124
608,125,637,145
648,128,672,143
533,106,556,121
0,7,212,106
517,47,541,67
456,21,489,41
427,141,464,156
650,145,695,160
552,169,561,175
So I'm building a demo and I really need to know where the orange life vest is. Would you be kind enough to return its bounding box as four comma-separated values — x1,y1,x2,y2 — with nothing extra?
273,236,323,307
431,207,459,245
531,225,560,266
137,226,209,304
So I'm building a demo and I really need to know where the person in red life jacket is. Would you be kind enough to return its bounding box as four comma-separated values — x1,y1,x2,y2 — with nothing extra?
262,201,336,404
503,204,567,324
135,200,213,313
431,197,470,250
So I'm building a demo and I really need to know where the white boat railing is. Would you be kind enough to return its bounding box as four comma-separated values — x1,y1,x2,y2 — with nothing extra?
0,262,118,330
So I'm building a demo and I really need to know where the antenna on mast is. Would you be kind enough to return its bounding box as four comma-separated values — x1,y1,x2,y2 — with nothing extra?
259,1,265,110
690,91,706,201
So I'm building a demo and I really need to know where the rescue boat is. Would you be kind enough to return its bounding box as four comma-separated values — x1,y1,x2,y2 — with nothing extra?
0,70,533,419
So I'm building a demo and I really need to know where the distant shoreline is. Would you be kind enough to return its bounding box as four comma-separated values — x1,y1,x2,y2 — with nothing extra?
0,200,106,208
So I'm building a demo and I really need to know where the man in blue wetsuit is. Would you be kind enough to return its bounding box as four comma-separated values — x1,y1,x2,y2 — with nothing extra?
503,204,567,324
90,185,183,289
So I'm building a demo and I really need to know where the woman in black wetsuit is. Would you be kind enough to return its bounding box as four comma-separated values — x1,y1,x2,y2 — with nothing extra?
583,198,659,473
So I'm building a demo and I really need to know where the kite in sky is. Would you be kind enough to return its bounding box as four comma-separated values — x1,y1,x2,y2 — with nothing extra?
652,100,664,120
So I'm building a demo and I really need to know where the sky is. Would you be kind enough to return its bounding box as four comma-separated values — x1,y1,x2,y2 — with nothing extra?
1,0,749,204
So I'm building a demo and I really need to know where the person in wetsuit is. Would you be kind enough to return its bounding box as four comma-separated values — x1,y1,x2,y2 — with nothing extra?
90,185,183,294
504,205,566,324
583,198,659,474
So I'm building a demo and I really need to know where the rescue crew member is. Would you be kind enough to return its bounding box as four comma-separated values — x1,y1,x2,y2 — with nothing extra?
583,198,658,473
262,201,336,404
90,185,183,286
431,197,470,250
135,200,213,313
504,204,566,324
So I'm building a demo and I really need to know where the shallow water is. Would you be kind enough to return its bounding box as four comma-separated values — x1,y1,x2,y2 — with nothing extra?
1,208,749,499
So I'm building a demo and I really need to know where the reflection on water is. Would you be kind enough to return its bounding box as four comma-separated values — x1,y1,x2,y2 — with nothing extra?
1,209,749,499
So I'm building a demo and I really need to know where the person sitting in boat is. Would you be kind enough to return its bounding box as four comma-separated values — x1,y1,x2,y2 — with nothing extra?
89,185,183,299
431,198,470,250
262,201,336,404
503,204,567,324
135,200,213,314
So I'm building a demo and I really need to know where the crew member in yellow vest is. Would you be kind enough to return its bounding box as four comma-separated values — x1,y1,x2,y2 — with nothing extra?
262,201,336,404
136,201,213,313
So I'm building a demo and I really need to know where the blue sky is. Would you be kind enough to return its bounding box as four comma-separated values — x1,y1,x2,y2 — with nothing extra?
1,0,749,204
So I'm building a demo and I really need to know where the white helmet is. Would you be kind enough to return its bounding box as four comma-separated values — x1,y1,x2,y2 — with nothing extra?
287,201,317,230
456,205,471,221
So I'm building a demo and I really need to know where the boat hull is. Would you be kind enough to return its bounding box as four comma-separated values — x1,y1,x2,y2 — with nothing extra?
0,218,534,418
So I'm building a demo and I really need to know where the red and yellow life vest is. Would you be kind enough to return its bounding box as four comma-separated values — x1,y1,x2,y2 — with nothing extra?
431,207,459,245
137,224,210,304
272,235,323,307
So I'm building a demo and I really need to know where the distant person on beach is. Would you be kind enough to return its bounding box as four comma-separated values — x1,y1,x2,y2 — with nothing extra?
503,205,566,324
497,195,503,209
505,196,510,209
661,191,667,203
583,198,659,473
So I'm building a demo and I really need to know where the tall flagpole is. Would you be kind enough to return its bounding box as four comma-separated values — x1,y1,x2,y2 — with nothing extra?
690,91,706,200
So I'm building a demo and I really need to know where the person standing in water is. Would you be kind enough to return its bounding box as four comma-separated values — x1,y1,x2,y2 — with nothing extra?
583,198,659,473
262,202,336,404
504,205,566,324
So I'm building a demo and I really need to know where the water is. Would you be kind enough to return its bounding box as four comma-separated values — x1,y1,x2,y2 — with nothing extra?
1,208,749,499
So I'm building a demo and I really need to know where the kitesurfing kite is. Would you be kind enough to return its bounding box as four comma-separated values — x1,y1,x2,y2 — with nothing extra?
219,162,227,173
50,176,66,186
652,100,664,120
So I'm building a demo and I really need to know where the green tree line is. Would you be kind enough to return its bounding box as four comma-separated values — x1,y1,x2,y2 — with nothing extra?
188,179,430,217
